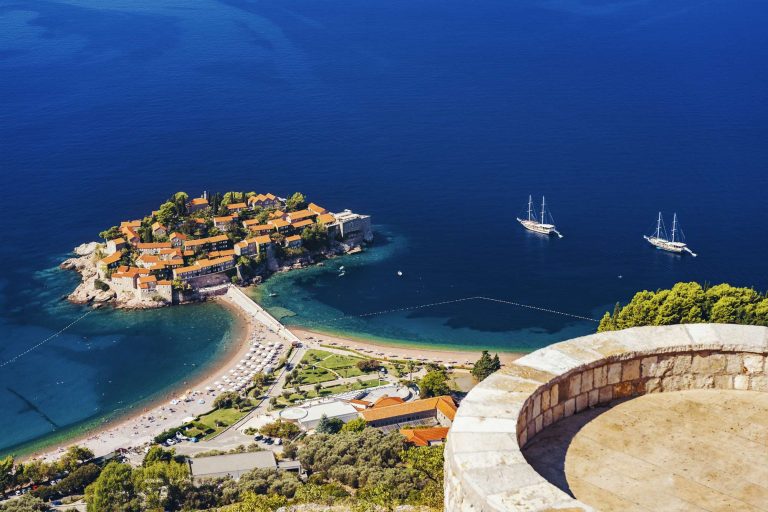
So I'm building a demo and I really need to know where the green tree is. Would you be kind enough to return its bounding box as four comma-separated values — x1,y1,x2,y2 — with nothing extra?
155,201,178,228
316,414,344,434
222,492,286,512
293,482,349,505
285,192,307,212
133,460,189,510
598,282,768,332
214,391,248,410
0,456,15,496
341,417,368,433
301,223,328,250
98,226,121,241
84,462,138,512
142,446,174,466
419,369,450,398
0,494,47,512
356,359,381,372
59,445,94,473
471,350,500,382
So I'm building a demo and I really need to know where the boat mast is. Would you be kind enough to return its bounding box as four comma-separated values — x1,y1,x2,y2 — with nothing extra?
656,212,662,239
527,195,533,221
541,196,546,225
671,213,677,243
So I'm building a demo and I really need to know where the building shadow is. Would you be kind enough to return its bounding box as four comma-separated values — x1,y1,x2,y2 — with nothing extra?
521,401,626,497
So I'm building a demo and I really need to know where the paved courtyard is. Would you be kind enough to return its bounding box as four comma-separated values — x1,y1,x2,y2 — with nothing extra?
524,389,768,511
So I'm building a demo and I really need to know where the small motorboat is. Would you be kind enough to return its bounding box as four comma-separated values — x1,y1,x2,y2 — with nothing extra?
269,293,278,297
397,270,403,276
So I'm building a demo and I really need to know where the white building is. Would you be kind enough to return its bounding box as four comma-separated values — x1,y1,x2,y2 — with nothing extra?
280,400,360,430
333,210,373,242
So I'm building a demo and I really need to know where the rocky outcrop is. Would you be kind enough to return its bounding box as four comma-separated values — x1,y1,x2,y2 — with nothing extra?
73,241,100,256
60,246,167,310
61,252,116,306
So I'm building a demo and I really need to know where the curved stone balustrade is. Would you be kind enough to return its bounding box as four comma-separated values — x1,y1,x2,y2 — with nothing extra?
444,324,768,511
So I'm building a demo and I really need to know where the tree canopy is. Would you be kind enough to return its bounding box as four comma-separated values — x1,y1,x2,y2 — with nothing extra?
285,192,307,212
471,350,501,382
598,282,768,332
419,369,451,398
316,414,344,434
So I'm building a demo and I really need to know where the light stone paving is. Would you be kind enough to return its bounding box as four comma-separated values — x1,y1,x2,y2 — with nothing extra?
444,324,768,511
524,390,768,512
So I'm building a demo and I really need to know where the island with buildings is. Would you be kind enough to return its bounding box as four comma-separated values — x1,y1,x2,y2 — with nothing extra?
61,191,373,308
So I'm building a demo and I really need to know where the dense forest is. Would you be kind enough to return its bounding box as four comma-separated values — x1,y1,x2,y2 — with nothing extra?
598,282,768,332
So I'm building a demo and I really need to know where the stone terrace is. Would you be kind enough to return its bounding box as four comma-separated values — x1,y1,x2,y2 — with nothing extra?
444,324,768,511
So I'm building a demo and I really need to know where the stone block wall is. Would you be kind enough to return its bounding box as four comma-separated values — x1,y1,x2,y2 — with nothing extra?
444,324,768,512
516,351,767,448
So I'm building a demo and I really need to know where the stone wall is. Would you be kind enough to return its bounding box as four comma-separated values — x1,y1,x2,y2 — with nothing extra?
444,324,768,512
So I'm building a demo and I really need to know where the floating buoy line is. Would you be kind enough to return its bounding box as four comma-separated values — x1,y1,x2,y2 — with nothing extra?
0,308,95,368
329,296,598,323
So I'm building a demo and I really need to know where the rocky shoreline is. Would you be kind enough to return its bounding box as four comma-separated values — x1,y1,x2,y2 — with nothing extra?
61,238,366,311
60,242,168,310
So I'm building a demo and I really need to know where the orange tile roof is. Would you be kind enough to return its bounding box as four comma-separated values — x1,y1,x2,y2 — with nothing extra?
170,232,187,240
99,251,122,265
269,210,285,219
243,221,271,231
193,218,206,224
372,396,405,409
360,396,457,423
316,213,336,225
285,235,301,242
291,219,313,229
151,222,166,231
400,427,450,447
288,209,316,221
254,235,272,244
208,249,235,258
120,220,141,228
138,275,157,283
174,255,234,274
248,193,278,204
157,280,172,286
308,203,326,214
120,226,140,240
213,216,234,223
137,254,161,263
184,234,229,247
109,237,126,245
136,242,172,249
269,219,290,228
227,202,247,209
191,197,208,205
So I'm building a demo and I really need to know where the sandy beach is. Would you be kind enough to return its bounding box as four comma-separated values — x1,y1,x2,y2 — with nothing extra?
31,295,289,464
291,327,524,366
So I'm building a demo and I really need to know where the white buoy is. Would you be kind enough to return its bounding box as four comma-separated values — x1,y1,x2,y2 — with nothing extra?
397,270,403,276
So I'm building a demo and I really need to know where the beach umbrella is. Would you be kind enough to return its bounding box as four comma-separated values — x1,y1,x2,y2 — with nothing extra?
205,386,213,391
213,381,220,386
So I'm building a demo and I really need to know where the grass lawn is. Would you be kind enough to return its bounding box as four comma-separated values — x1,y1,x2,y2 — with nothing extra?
298,349,371,380
277,376,383,406
197,406,252,439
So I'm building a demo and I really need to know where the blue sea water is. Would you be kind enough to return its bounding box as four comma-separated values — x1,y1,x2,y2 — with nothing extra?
2,0,768,453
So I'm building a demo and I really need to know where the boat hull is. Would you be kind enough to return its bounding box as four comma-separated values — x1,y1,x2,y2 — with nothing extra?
644,236,685,254
517,218,556,235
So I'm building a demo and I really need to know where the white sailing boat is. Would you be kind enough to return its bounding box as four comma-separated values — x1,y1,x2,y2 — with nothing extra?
644,212,697,257
516,195,563,238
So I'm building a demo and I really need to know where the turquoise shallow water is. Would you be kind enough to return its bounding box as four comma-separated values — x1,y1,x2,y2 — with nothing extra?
0,261,239,456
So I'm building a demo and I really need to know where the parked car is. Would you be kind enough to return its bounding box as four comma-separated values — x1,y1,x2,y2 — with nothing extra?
275,438,282,445
253,434,263,441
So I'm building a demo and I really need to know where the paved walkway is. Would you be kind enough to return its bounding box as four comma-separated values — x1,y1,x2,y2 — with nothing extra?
524,390,768,512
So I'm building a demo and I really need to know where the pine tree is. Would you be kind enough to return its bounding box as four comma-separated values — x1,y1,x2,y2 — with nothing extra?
471,351,498,382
